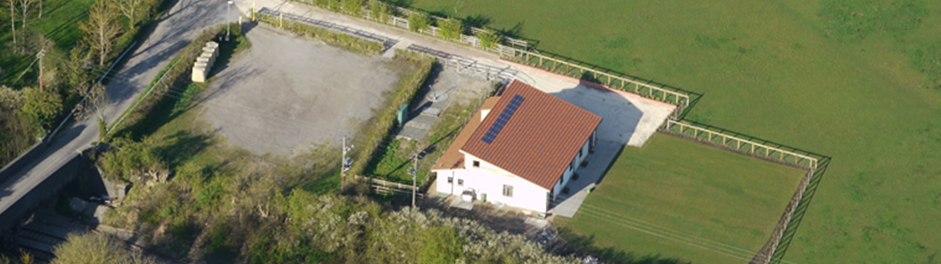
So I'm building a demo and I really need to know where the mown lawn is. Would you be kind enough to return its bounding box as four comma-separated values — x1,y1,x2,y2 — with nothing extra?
410,0,941,263
556,134,806,264
0,0,94,84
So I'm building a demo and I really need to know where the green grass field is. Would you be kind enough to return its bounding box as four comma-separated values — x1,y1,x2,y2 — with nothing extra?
556,134,806,264
410,0,941,263
0,0,93,84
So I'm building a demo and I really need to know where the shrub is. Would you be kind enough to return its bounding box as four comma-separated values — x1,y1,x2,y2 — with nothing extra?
562,186,570,194
407,12,431,32
477,30,502,49
438,18,463,41
340,0,362,16
368,0,389,23
18,87,63,129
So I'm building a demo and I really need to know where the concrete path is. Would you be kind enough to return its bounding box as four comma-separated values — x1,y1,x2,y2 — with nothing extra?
0,0,228,224
549,140,622,217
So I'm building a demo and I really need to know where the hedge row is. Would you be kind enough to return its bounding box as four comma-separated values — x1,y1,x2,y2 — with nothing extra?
256,12,385,55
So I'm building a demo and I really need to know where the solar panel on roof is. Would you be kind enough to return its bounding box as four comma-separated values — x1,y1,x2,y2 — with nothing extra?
481,95,526,144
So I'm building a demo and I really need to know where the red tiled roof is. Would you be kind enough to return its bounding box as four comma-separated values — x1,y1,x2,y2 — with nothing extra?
432,97,502,171
461,81,602,190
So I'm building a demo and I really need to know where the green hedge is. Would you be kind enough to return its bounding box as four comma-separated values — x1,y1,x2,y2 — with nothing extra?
256,13,384,55
350,50,435,177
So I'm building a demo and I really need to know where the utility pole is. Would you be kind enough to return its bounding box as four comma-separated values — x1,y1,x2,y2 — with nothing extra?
410,154,417,207
409,151,424,207
37,49,45,91
341,136,353,192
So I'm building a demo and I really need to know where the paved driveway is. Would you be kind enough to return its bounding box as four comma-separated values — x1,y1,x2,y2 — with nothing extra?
197,26,403,155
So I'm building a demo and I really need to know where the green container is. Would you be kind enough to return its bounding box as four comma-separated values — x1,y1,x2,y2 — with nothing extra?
479,193,487,202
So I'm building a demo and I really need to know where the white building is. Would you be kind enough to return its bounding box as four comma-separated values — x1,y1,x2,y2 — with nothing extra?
432,80,602,213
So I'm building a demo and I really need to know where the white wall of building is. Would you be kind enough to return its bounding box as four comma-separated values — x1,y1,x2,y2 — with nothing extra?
432,131,596,213
552,136,592,199
434,152,551,212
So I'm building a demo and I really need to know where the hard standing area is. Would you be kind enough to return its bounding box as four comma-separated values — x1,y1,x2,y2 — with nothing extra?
199,26,406,155
556,134,806,263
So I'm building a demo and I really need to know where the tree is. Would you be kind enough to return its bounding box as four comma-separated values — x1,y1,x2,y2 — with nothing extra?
477,29,502,49
407,12,430,32
368,0,388,23
18,87,62,129
6,0,16,51
17,0,33,30
51,233,158,264
340,0,361,16
115,0,142,29
80,0,123,66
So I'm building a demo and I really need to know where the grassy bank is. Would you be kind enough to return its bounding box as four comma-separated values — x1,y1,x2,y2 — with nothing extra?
408,0,941,263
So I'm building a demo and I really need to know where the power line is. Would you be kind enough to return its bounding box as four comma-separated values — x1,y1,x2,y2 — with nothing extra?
554,191,757,255
560,200,797,264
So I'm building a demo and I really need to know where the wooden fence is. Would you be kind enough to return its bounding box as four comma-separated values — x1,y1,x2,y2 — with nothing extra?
749,169,813,264
662,120,818,170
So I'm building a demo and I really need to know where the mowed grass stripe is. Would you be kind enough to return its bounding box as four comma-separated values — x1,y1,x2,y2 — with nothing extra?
556,134,805,264
412,0,941,263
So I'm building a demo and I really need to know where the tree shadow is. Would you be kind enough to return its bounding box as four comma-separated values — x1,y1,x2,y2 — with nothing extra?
557,226,690,264
155,130,214,173
463,14,491,29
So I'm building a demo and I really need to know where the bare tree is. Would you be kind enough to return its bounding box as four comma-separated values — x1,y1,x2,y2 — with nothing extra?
80,0,122,66
37,0,40,18
115,0,141,29
6,0,16,52
17,0,33,29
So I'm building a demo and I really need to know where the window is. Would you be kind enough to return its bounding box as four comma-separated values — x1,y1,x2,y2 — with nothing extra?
503,185,513,197
447,177,453,184
559,177,563,186
458,179,464,186
578,147,583,158
473,160,480,168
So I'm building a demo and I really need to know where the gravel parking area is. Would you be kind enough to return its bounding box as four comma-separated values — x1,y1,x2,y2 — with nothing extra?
200,26,405,155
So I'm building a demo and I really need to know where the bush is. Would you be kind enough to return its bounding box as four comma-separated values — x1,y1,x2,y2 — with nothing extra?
407,12,431,32
18,87,63,129
51,233,158,264
477,30,502,49
368,0,389,23
438,18,463,41
340,0,362,16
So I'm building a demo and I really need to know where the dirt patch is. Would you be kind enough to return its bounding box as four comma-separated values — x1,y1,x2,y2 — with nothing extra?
198,26,406,155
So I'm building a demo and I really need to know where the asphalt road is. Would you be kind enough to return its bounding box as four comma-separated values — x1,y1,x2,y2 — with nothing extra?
0,0,231,219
